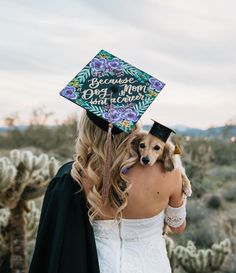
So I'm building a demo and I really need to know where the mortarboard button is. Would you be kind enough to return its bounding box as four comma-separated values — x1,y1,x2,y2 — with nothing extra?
86,84,123,134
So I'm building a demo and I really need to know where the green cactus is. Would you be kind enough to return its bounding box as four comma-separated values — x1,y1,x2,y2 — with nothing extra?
0,208,10,257
0,149,232,273
0,150,59,273
165,235,178,272
165,236,232,273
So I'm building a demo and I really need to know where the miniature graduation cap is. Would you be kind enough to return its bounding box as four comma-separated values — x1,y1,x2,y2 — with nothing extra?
149,119,182,154
59,49,166,204
149,119,176,143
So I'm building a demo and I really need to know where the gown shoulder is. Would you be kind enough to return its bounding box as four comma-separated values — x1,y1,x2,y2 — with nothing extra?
55,160,74,178
28,160,99,273
47,160,81,194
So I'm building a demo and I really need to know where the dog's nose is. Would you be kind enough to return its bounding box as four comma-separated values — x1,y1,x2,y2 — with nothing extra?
142,156,150,165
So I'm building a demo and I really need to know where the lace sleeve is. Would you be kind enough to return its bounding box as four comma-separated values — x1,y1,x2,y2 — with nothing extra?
164,194,187,228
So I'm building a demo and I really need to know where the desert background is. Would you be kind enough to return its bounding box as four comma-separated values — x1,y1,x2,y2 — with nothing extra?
1,0,236,272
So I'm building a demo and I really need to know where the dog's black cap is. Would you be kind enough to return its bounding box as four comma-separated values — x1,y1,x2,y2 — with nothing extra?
149,119,176,142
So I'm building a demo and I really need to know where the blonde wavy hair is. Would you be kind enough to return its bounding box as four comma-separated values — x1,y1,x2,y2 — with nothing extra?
71,110,142,222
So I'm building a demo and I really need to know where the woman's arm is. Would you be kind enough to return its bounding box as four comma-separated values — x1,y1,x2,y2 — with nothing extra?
165,169,187,234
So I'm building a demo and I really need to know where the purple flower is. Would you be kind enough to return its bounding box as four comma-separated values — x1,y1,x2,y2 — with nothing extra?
149,77,163,91
90,58,106,72
103,109,123,123
103,111,110,120
107,58,122,71
103,62,112,73
61,86,77,100
123,108,139,122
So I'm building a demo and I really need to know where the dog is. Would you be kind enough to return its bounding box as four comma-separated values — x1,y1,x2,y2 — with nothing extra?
132,132,192,197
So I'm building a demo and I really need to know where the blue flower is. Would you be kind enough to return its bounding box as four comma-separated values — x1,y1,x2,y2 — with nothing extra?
107,58,122,71
123,108,139,122
103,109,123,123
60,86,77,100
149,77,163,91
90,58,106,72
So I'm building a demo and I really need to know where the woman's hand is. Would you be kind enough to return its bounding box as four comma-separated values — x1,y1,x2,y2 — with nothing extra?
168,219,186,234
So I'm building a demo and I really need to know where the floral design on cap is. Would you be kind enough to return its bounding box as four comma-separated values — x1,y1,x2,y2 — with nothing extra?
60,49,166,133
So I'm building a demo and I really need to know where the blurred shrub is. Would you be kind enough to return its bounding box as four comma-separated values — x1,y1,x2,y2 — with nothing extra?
186,202,209,224
170,136,236,198
223,266,236,273
189,177,215,198
174,219,220,249
207,166,236,183
174,201,223,248
224,186,236,202
181,139,214,198
207,194,222,209
0,115,78,159
211,139,236,165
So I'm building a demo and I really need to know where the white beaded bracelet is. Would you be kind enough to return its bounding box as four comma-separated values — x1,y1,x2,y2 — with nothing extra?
164,194,187,228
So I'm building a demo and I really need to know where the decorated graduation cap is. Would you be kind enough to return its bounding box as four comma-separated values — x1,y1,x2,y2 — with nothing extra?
59,49,166,204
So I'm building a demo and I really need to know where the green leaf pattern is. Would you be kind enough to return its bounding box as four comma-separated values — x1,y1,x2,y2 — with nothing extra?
133,97,155,115
75,66,91,83
88,105,103,115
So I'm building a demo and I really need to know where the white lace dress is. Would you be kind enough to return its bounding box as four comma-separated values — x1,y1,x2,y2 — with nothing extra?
91,210,172,273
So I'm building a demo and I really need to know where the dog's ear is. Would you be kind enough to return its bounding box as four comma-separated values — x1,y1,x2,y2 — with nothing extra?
131,132,146,153
163,142,175,171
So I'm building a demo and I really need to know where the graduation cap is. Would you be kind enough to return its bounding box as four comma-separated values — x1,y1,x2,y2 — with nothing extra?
149,119,182,154
149,119,176,143
59,49,166,203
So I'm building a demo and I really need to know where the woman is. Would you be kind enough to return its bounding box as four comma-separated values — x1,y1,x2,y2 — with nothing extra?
28,110,186,273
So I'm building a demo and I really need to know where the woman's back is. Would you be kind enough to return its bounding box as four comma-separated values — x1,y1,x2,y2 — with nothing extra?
121,161,183,219
72,111,186,273
84,162,184,273
82,161,184,220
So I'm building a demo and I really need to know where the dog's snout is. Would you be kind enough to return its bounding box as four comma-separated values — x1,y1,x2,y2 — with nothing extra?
142,156,150,165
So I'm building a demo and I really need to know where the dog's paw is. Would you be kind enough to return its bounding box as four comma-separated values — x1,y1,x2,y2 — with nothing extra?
182,174,192,197
183,185,192,197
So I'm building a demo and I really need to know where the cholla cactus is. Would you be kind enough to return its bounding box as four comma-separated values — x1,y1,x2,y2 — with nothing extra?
0,208,10,257
166,237,232,273
165,235,178,272
25,201,40,242
0,204,40,269
0,150,59,273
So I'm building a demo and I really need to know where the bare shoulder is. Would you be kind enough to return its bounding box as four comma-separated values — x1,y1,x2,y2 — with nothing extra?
126,161,165,176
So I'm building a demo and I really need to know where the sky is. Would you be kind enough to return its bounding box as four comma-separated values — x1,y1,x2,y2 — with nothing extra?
0,0,235,129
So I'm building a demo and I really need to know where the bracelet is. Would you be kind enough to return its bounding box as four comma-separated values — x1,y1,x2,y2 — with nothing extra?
164,195,187,228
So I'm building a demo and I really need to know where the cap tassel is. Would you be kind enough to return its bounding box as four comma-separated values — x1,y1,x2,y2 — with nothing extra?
101,88,114,205
174,144,182,155
102,123,113,205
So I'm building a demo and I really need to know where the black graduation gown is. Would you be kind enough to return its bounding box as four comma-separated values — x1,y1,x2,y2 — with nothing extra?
28,161,100,273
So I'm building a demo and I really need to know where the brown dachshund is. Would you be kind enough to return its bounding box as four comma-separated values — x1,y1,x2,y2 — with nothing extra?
132,132,192,197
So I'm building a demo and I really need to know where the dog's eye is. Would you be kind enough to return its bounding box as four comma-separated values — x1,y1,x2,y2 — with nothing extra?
139,143,145,148
154,145,160,151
